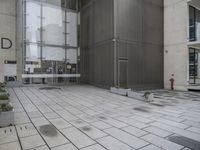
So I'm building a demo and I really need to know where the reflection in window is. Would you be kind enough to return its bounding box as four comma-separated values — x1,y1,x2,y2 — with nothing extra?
42,47,65,61
43,4,65,45
67,12,78,47
26,44,41,62
26,1,41,43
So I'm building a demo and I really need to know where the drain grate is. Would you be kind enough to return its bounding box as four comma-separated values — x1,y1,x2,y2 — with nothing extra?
39,124,57,137
0,126,16,136
168,136,200,150
39,87,61,90
16,123,38,138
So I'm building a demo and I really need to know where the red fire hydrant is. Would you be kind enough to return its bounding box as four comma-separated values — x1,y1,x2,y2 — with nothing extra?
169,74,174,90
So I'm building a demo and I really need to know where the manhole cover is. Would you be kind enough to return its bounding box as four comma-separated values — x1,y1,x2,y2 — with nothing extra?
39,124,57,137
168,136,200,150
39,87,61,90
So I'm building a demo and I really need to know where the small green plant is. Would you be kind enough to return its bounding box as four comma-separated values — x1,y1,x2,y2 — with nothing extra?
0,92,9,100
0,82,7,88
143,92,151,100
0,103,13,111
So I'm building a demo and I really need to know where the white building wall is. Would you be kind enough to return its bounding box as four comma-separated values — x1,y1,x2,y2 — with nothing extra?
0,0,16,82
164,0,189,91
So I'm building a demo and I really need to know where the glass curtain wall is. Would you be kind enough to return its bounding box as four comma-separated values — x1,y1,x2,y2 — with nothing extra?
23,0,80,84
189,6,200,42
189,48,200,84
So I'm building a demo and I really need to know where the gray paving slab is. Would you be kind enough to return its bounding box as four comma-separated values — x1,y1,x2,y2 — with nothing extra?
104,127,148,149
61,127,96,149
1,86,200,150
97,136,133,150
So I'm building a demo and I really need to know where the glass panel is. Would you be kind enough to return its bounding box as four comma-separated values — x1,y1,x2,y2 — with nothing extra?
42,0,66,7
26,44,41,62
196,50,200,84
67,12,77,47
66,49,77,64
43,3,65,45
26,1,41,43
25,44,41,75
42,46,65,61
196,9,200,41
66,0,77,10
189,6,196,41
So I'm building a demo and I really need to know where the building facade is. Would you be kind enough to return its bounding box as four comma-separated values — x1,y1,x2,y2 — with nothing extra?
0,0,16,83
164,0,200,90
0,0,164,90
81,0,164,89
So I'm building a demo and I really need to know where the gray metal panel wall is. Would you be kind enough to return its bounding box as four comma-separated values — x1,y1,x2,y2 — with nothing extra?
80,0,115,88
81,0,163,89
115,0,163,90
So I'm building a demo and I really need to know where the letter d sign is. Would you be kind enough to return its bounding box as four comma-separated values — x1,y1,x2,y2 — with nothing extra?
1,38,12,49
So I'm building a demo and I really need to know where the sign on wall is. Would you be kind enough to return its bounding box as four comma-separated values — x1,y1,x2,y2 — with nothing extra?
1,37,12,49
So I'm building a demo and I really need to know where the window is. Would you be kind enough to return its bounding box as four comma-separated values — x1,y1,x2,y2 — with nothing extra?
189,6,196,41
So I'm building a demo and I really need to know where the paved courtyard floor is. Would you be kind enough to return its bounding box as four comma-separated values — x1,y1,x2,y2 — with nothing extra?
1,85,200,150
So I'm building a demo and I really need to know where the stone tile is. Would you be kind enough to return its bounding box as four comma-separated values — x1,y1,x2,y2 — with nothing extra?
49,118,71,130
43,112,60,119
31,117,50,127
122,126,148,137
129,115,153,123
141,134,183,150
156,118,189,129
104,128,148,149
70,119,89,128
6,87,200,150
14,112,30,125
0,126,18,145
51,143,78,150
38,124,69,148
28,111,43,119
61,127,96,149
20,134,46,150
29,145,49,150
79,125,107,139
0,141,21,150
77,114,98,123
81,144,107,150
187,127,200,134
143,126,173,137
91,121,112,130
139,144,162,150
116,117,149,129
16,123,38,138
37,105,53,114
56,110,78,121
151,122,200,142
97,136,133,150
101,118,128,128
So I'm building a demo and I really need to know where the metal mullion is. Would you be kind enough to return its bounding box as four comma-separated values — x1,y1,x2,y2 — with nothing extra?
76,0,79,83
40,1,43,75
65,0,67,84
194,49,196,84
23,0,26,75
